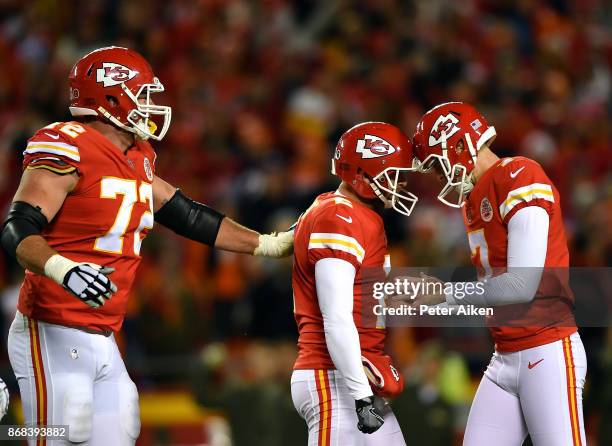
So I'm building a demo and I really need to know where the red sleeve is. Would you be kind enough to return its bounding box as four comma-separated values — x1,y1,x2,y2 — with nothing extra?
307,202,365,269
495,157,555,224
23,125,81,175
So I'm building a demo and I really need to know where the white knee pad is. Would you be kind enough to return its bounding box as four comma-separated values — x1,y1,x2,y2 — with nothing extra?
119,379,140,441
63,385,93,443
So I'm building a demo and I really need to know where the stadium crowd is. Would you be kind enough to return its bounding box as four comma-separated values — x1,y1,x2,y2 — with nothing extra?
0,0,610,444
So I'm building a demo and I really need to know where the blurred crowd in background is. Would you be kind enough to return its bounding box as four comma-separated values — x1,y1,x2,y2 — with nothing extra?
0,0,611,444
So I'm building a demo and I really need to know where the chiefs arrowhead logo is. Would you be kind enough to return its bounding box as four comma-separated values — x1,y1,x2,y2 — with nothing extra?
429,113,461,147
96,62,138,87
356,134,396,159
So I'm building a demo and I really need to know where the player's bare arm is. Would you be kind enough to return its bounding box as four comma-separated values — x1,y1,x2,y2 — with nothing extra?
8,168,77,273
1,168,117,308
152,175,293,257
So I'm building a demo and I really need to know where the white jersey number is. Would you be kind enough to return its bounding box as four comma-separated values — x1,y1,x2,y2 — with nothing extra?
94,178,154,255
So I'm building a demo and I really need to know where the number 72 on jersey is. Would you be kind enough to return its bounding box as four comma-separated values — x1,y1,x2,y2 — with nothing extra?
94,178,154,256
43,122,155,257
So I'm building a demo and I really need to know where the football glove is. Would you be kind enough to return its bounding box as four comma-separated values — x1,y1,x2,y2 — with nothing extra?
253,230,294,258
0,378,9,421
355,396,384,434
44,254,117,308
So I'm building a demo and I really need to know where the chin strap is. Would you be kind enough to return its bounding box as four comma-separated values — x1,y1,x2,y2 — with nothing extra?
369,182,392,209
462,172,475,194
461,127,496,195
464,132,479,166
97,105,150,140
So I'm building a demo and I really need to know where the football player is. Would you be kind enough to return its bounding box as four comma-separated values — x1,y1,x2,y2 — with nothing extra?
0,46,293,445
0,378,8,422
409,102,585,446
291,122,416,445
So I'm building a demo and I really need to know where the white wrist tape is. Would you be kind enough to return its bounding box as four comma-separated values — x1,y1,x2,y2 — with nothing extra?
44,254,79,285
253,231,294,257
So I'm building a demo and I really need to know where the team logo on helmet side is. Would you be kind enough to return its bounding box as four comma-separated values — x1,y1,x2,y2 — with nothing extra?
480,197,493,222
429,113,461,147
355,134,397,159
96,62,138,87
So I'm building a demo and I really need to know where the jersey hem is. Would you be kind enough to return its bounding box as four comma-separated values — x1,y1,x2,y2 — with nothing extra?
494,326,577,353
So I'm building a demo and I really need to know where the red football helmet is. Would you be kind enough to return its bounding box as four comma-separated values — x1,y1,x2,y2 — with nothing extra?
412,102,496,207
332,122,417,216
68,46,171,141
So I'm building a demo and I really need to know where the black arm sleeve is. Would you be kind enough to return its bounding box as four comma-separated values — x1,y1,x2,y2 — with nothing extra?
154,189,225,246
1,201,49,258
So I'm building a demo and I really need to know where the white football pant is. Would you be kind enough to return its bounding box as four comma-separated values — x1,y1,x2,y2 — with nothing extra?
464,331,586,446
291,369,406,446
7,311,140,445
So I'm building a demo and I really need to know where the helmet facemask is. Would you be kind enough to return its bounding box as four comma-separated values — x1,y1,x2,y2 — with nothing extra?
436,161,473,208
370,168,418,216
414,131,480,208
99,77,172,141
413,102,497,208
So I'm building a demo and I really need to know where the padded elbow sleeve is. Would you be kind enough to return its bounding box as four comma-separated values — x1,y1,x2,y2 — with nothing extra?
1,201,49,258
154,190,225,246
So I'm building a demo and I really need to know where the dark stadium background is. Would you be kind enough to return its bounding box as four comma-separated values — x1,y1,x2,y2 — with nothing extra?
0,1,610,445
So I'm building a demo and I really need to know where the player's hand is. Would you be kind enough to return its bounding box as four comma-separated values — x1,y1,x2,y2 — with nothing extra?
410,272,446,306
253,229,294,258
63,264,117,308
0,378,9,421
355,396,384,434
388,273,446,306
44,254,117,308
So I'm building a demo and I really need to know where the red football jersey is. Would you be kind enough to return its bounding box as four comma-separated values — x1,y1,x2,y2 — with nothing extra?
292,192,388,370
18,121,157,333
462,156,575,352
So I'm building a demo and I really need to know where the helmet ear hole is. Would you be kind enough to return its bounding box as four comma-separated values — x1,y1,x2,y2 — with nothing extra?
86,63,94,77
456,139,464,154
356,168,372,182
105,95,119,107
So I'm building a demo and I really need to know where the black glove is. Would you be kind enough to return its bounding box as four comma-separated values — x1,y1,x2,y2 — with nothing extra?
355,396,384,434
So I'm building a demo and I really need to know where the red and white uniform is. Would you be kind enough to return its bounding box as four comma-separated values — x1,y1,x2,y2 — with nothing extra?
19,121,156,333
463,156,575,351
291,192,405,446
8,121,154,445
293,192,387,370
461,157,586,446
